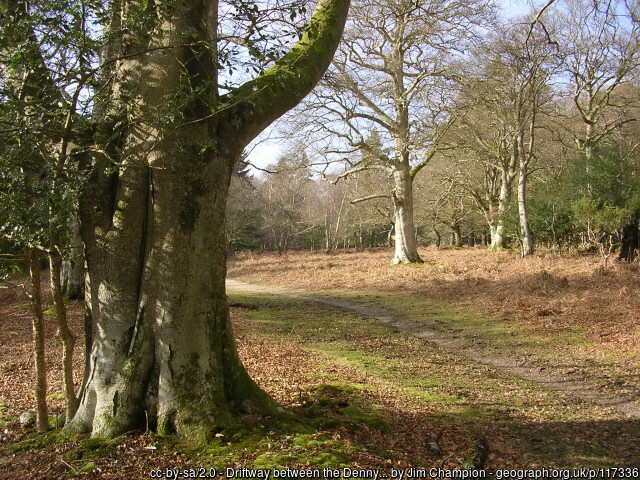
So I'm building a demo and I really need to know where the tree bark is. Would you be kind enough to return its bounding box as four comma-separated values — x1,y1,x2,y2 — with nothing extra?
62,213,84,300
69,0,350,438
452,224,462,247
73,153,275,437
490,178,509,250
618,217,638,262
49,243,78,422
518,158,533,257
391,167,422,264
29,249,48,433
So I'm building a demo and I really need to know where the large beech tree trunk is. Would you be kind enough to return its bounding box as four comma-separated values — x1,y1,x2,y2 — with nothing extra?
69,0,350,438
74,154,271,437
391,167,422,264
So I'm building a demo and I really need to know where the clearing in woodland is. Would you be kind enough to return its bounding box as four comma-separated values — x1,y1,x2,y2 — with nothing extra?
0,247,639,476
226,248,640,462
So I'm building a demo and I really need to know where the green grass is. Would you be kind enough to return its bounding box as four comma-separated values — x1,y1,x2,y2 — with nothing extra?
0,415,16,427
78,461,96,473
5,301,31,311
9,429,72,453
229,293,532,425
226,290,640,468
302,289,613,375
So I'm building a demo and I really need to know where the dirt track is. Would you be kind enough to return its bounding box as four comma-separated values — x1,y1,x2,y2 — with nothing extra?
226,278,640,420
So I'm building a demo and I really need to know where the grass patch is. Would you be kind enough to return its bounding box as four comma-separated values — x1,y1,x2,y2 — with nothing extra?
229,293,506,425
340,405,390,434
0,415,16,427
5,301,31,311
63,435,124,463
226,289,640,468
308,289,604,373
78,461,96,473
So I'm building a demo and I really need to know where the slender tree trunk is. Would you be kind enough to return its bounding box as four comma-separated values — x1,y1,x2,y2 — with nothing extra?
49,242,78,422
325,228,331,252
452,224,462,247
29,249,48,433
333,195,345,251
518,163,533,256
62,213,84,299
391,167,422,264
584,123,594,162
584,123,594,194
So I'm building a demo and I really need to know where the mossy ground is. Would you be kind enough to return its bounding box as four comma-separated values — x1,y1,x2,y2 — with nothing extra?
226,291,640,469
1,283,640,476
162,409,354,469
149,377,395,470
283,288,638,408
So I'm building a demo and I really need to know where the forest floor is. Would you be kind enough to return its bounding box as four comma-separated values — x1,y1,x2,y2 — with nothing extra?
0,247,638,477
226,247,640,465
227,247,640,403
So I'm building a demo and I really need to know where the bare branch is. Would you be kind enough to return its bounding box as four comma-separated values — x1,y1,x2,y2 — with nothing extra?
350,194,392,204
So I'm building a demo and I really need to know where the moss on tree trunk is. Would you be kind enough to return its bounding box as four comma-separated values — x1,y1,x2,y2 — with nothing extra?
68,0,350,438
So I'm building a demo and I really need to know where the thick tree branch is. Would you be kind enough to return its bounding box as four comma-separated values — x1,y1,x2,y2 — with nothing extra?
229,0,351,146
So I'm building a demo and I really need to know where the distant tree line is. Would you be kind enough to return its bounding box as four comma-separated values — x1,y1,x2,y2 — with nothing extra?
232,144,640,263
